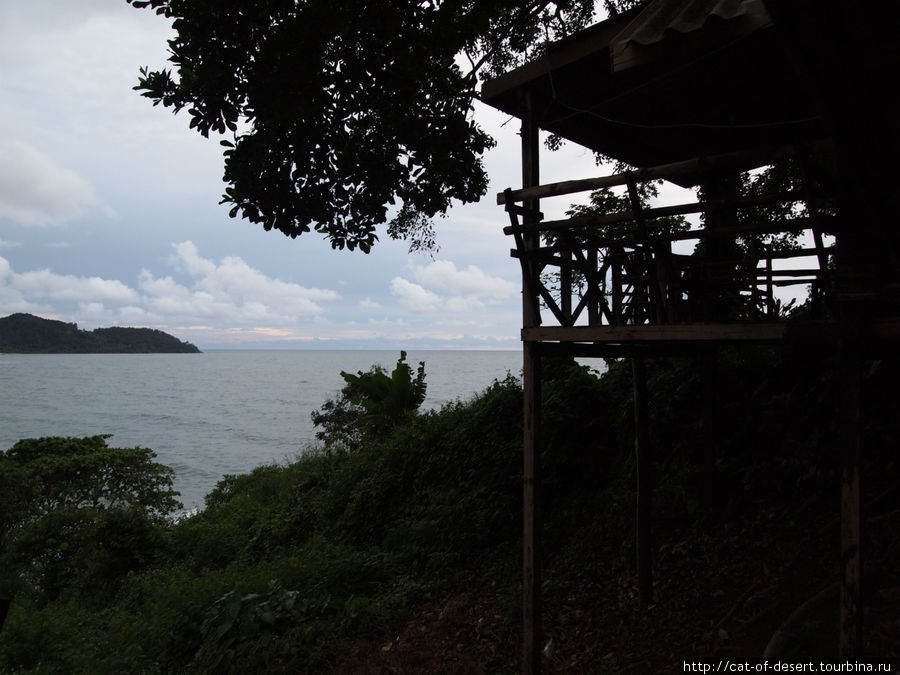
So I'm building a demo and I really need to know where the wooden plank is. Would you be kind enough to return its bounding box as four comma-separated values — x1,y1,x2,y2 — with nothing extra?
503,198,544,222
538,340,706,358
495,147,793,205
522,323,790,343
766,245,835,260
521,319,900,346
768,279,819,287
667,218,822,242
537,283,570,327
754,268,824,277
505,201,705,236
507,214,828,248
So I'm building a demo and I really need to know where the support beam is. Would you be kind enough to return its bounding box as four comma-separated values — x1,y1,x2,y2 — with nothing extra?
840,338,862,659
522,323,790,344
520,320,900,346
523,342,542,674
701,348,719,512
633,357,653,608
495,147,807,206
520,91,543,675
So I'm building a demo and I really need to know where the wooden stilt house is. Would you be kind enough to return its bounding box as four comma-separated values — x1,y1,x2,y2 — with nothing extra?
480,1,900,671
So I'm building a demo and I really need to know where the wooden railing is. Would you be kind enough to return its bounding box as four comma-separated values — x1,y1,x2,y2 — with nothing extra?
501,155,835,337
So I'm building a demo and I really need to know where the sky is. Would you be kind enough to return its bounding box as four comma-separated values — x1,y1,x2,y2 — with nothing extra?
0,1,664,350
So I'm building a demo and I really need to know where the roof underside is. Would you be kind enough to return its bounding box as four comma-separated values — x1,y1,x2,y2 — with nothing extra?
480,0,828,181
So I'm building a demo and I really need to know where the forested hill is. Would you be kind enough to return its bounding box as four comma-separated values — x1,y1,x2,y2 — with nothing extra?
0,313,201,353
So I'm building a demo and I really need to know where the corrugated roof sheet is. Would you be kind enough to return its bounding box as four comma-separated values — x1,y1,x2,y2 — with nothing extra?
612,0,772,71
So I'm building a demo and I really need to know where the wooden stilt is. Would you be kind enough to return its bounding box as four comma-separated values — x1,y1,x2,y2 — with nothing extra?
520,91,543,675
523,343,542,674
633,356,653,608
701,348,718,512
840,339,862,659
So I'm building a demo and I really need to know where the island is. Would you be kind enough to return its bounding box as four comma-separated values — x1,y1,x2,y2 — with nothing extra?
0,313,201,353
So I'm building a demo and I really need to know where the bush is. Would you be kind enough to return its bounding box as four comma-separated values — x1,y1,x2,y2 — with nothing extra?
0,435,181,604
312,351,427,446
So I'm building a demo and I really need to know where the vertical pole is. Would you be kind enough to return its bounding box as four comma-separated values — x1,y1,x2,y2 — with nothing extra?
633,356,653,608
749,238,761,318
701,348,718,512
561,256,573,324
588,248,600,327
811,226,829,314
840,338,862,659
612,250,623,324
523,342,542,673
520,91,542,675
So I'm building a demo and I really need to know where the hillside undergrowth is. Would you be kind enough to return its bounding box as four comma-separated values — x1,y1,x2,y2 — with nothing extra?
0,347,897,673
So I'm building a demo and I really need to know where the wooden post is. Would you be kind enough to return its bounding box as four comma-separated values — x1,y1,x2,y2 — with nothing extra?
612,249,623,324
701,348,718,512
520,90,543,675
626,178,665,324
588,247,600,327
811,226,829,313
560,255,572,325
523,342,542,674
633,356,653,608
840,337,862,659
749,238,761,318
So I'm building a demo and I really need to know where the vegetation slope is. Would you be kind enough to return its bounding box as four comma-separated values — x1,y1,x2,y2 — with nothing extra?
0,344,897,673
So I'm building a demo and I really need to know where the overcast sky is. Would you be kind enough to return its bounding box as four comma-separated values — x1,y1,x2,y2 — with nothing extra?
0,0,618,350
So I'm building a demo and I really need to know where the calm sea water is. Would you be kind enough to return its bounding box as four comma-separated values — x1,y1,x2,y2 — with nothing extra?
0,350,524,510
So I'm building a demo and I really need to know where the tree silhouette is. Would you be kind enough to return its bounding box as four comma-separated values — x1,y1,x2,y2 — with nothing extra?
127,0,642,252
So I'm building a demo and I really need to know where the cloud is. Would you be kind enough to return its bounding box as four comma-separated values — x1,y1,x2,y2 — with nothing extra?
12,267,139,303
0,140,105,226
137,241,344,326
389,260,518,315
390,277,442,313
411,260,518,301
0,242,343,334
0,254,134,317
167,241,341,318
0,256,36,314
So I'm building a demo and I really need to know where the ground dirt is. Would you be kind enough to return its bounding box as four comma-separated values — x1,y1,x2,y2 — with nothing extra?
333,481,900,674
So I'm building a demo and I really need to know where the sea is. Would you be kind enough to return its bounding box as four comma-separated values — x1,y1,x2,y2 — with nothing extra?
0,350,529,511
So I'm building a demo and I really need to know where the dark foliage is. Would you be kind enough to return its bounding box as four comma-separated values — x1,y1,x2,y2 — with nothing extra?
126,0,615,252
1,342,896,671
311,351,427,447
0,435,181,604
